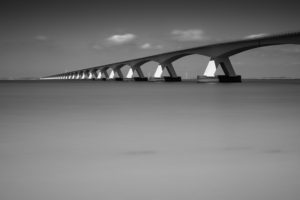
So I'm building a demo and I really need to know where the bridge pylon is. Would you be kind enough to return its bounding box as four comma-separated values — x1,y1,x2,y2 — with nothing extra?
204,57,241,82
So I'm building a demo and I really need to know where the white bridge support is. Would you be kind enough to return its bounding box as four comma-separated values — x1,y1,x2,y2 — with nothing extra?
154,63,178,78
126,65,147,81
204,57,237,77
109,69,123,79
126,68,134,78
109,70,114,79
88,71,93,79
203,57,241,82
203,59,218,77
153,62,181,81
81,72,86,79
154,65,163,78
97,71,102,79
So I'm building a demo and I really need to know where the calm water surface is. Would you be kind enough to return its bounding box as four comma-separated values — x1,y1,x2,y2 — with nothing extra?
0,80,300,200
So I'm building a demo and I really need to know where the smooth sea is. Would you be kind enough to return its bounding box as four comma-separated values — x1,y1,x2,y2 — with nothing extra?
0,80,300,200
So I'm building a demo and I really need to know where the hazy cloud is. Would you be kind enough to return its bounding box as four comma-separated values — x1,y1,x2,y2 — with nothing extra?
91,33,138,50
245,33,268,39
35,35,49,41
92,44,103,50
171,29,207,41
107,33,136,45
140,43,163,50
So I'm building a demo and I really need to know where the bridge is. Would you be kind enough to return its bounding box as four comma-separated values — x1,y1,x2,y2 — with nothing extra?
42,31,300,82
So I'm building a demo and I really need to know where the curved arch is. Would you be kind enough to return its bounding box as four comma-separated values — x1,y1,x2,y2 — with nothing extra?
133,59,158,68
100,66,111,74
97,67,109,78
171,54,211,79
138,60,165,78
111,64,125,71
118,64,133,78
164,53,195,64
104,67,116,79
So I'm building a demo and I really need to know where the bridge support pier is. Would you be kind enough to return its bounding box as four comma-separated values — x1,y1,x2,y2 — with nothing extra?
162,62,181,82
154,65,164,79
97,71,102,79
153,63,181,81
108,69,123,80
134,67,148,81
100,70,109,80
88,71,93,79
117,69,124,81
204,57,241,82
126,65,148,81
109,70,114,79
81,71,87,79
97,71,106,80
114,69,124,81
126,68,134,79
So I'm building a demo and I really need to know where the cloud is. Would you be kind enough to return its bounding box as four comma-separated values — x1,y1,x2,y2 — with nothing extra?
245,33,268,39
35,35,49,41
91,33,137,50
140,43,151,49
106,33,136,45
92,44,103,50
140,43,163,50
171,29,207,41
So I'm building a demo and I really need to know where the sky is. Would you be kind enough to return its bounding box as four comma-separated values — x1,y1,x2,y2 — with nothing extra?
1,0,300,79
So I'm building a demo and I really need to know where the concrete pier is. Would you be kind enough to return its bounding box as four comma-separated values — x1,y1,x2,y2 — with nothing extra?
218,75,242,83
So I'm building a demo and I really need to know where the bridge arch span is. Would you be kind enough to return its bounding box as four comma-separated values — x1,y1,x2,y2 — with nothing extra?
169,54,211,79
162,53,195,64
137,60,165,78
118,64,133,78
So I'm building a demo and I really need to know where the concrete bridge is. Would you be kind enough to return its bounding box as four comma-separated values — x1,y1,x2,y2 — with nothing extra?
42,31,300,82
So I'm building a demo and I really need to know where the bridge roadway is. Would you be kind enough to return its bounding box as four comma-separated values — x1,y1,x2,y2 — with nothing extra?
42,31,300,82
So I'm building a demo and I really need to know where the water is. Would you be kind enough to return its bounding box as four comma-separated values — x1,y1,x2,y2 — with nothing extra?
0,80,300,200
